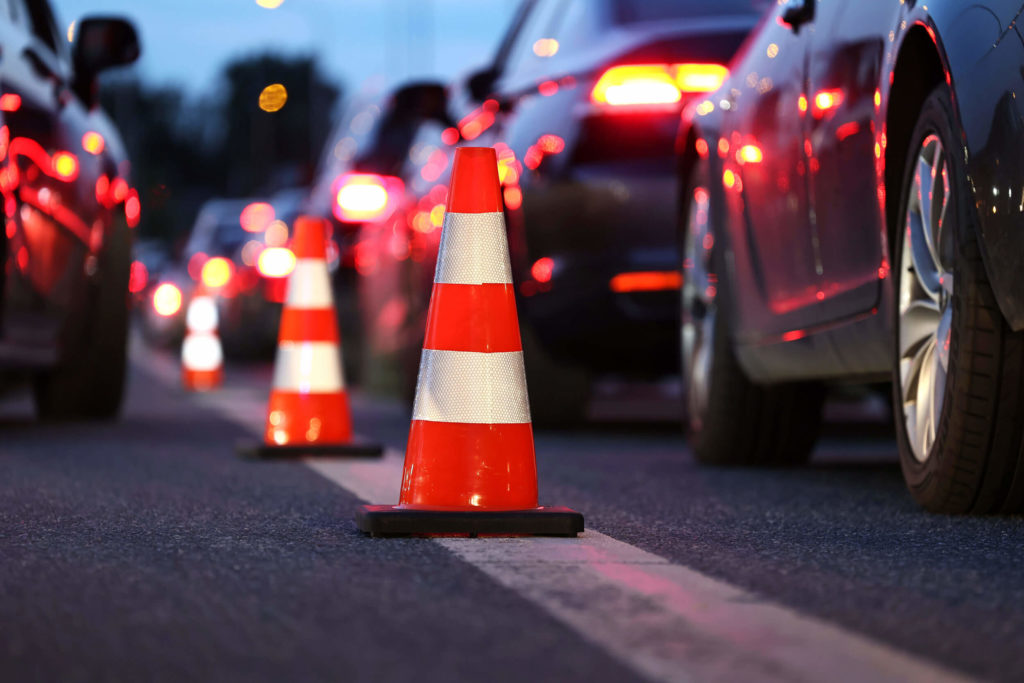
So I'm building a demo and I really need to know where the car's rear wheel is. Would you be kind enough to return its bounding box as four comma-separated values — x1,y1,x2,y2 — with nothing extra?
894,84,1024,513
33,219,130,420
681,155,824,465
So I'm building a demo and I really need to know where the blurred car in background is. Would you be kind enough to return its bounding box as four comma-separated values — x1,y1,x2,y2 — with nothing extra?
336,0,770,423
140,190,307,357
310,83,452,385
0,7,140,418
677,0,1024,513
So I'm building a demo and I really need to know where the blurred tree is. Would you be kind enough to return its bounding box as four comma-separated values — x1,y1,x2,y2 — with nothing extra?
214,54,340,196
98,54,340,248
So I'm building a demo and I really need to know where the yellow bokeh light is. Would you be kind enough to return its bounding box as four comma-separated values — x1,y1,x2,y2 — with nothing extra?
259,84,288,112
255,0,285,8
533,38,559,58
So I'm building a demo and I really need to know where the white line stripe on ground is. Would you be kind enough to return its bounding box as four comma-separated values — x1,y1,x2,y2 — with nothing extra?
132,344,973,683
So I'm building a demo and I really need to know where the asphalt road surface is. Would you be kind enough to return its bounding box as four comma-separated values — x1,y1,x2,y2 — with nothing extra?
2,340,1022,682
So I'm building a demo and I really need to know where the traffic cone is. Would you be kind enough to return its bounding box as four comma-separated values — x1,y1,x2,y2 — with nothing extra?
182,285,223,392
238,215,382,459
357,147,583,537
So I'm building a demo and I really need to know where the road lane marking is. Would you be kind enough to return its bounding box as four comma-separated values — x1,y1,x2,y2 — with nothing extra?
131,348,974,683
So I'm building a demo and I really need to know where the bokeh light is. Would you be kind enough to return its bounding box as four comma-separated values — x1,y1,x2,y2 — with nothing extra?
259,84,288,112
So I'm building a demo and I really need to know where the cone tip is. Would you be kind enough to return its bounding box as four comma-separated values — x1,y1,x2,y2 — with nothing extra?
447,147,503,214
292,215,328,259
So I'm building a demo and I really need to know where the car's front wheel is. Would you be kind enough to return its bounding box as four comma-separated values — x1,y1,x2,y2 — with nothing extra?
33,219,130,420
680,155,824,465
894,84,1024,513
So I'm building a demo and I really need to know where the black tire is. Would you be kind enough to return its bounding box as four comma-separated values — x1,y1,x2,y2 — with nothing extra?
33,218,131,419
893,84,1024,513
521,322,591,428
681,155,825,465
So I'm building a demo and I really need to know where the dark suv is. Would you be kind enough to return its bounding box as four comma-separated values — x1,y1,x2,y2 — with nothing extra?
0,2,140,418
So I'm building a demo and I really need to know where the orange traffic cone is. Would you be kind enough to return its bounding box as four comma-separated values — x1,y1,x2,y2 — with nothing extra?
182,284,223,392
357,147,583,536
239,215,382,459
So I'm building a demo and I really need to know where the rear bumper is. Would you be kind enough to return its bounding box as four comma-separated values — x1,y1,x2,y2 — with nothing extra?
515,157,679,375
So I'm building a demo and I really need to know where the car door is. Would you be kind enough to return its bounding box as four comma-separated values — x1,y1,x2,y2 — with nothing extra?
0,0,80,350
724,0,821,338
804,0,898,320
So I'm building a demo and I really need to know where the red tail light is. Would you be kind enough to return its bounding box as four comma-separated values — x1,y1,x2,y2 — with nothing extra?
332,173,404,223
128,261,148,294
52,151,79,181
591,64,728,108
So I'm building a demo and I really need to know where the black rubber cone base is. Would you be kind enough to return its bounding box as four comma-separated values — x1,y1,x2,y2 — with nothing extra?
237,439,383,460
356,504,584,537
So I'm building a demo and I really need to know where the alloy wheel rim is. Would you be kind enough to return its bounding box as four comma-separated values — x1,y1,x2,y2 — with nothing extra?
898,133,956,463
682,182,716,428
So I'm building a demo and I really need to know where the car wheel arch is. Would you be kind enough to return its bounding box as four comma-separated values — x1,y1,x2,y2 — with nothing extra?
884,26,947,266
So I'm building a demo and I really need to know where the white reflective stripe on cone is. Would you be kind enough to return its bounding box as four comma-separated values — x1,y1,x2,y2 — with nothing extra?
412,349,530,424
286,259,333,309
186,296,218,334
433,212,513,285
182,333,223,371
272,341,344,393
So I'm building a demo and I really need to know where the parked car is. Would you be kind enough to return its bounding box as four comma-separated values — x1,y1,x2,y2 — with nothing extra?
142,192,305,358
678,0,1024,513
0,7,139,418
342,0,770,423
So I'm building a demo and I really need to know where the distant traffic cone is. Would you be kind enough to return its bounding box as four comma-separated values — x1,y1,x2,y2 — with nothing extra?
239,215,382,459
357,147,583,536
182,285,223,392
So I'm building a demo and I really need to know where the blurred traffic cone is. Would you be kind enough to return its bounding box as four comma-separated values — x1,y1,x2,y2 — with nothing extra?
239,215,382,459
182,285,223,392
357,147,583,537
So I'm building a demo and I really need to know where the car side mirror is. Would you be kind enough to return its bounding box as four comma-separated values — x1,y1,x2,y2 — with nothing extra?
359,82,453,173
780,0,814,32
72,17,140,107
467,67,498,103
390,82,451,125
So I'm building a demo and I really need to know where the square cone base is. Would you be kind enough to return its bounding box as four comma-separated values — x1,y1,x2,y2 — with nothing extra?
237,439,383,460
356,504,584,537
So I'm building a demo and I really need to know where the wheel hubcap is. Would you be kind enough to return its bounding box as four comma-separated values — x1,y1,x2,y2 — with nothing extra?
898,133,956,463
682,183,716,428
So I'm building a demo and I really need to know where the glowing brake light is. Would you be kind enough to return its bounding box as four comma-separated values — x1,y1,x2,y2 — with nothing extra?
332,173,403,223
813,89,843,116
201,256,233,289
737,144,763,164
257,247,296,278
152,283,183,317
52,151,78,181
591,64,728,108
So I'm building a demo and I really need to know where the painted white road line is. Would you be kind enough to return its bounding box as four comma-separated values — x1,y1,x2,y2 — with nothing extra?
132,345,973,683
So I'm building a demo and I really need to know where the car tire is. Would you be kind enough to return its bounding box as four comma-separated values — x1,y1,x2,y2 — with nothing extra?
680,155,825,465
893,84,1024,513
33,218,131,420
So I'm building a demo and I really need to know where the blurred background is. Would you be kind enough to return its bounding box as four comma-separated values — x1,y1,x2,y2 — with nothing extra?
52,0,517,246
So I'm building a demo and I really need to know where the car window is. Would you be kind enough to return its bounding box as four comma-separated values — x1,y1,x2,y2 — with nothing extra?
11,0,60,51
613,0,773,23
501,0,568,81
